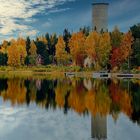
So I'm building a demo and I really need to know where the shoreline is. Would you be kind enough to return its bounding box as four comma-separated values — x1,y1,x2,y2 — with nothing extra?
0,69,140,79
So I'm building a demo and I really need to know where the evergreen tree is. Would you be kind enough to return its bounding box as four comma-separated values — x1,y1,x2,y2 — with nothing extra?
63,29,71,53
35,39,50,65
0,52,8,66
29,41,37,65
130,24,140,68
26,36,31,55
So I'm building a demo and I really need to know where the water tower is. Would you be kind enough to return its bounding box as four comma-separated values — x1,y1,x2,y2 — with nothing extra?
92,2,109,32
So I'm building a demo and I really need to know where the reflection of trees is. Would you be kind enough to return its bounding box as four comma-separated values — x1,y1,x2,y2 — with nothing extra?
1,78,27,106
85,80,111,117
36,80,56,109
130,82,140,124
55,79,71,109
91,114,107,139
25,79,37,105
0,77,140,124
68,80,86,114
0,78,7,93
109,81,132,118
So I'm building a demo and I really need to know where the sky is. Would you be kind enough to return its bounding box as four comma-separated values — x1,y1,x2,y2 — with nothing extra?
0,0,140,41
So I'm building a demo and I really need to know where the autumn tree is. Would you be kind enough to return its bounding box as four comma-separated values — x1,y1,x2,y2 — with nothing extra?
110,26,123,48
55,36,70,65
8,39,20,67
110,31,133,69
17,38,27,65
8,38,27,67
0,40,9,54
96,32,112,69
85,31,111,70
69,31,86,66
85,31,97,60
121,32,133,60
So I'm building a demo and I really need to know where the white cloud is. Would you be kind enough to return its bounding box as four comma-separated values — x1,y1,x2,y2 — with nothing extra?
25,30,38,37
0,0,75,38
47,7,70,14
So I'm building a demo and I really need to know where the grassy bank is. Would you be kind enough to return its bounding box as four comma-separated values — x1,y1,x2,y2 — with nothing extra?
0,65,140,78
0,65,82,72
0,65,93,79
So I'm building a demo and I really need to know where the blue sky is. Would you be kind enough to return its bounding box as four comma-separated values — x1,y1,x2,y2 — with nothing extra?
0,0,140,41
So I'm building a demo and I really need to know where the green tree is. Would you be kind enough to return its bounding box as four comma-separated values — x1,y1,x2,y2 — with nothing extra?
29,41,37,65
26,36,31,55
79,26,91,36
0,52,7,66
63,29,71,53
130,24,140,68
35,39,50,65
111,26,123,48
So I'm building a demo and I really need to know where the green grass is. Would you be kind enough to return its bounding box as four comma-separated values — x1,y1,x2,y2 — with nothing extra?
0,65,83,72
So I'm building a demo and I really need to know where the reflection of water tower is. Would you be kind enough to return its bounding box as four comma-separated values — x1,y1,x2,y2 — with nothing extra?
91,114,107,140
92,3,109,32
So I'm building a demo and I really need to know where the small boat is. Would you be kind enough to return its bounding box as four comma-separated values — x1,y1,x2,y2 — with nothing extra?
65,72,75,77
116,73,134,79
93,71,111,79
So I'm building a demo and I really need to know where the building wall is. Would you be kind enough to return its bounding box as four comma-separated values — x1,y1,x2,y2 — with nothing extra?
92,3,109,32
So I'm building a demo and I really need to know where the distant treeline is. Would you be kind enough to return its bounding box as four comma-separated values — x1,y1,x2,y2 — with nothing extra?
0,24,140,71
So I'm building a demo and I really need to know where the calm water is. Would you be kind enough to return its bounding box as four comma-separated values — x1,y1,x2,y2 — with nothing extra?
0,76,140,140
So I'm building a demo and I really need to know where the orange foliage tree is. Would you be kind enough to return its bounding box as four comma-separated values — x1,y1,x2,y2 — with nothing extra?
110,31,133,69
69,32,86,66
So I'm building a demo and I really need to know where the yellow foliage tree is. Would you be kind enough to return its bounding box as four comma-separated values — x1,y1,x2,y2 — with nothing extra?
97,32,112,68
85,31,111,70
1,79,27,106
55,36,69,65
8,38,27,66
8,40,21,67
85,31,96,59
0,40,8,53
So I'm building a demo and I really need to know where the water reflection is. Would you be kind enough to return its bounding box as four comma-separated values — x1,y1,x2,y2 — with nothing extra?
91,115,107,139
0,77,140,139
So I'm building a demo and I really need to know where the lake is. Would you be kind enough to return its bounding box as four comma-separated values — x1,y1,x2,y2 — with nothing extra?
0,75,140,140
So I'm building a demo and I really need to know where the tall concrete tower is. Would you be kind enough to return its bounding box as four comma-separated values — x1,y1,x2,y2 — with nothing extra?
92,3,109,32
